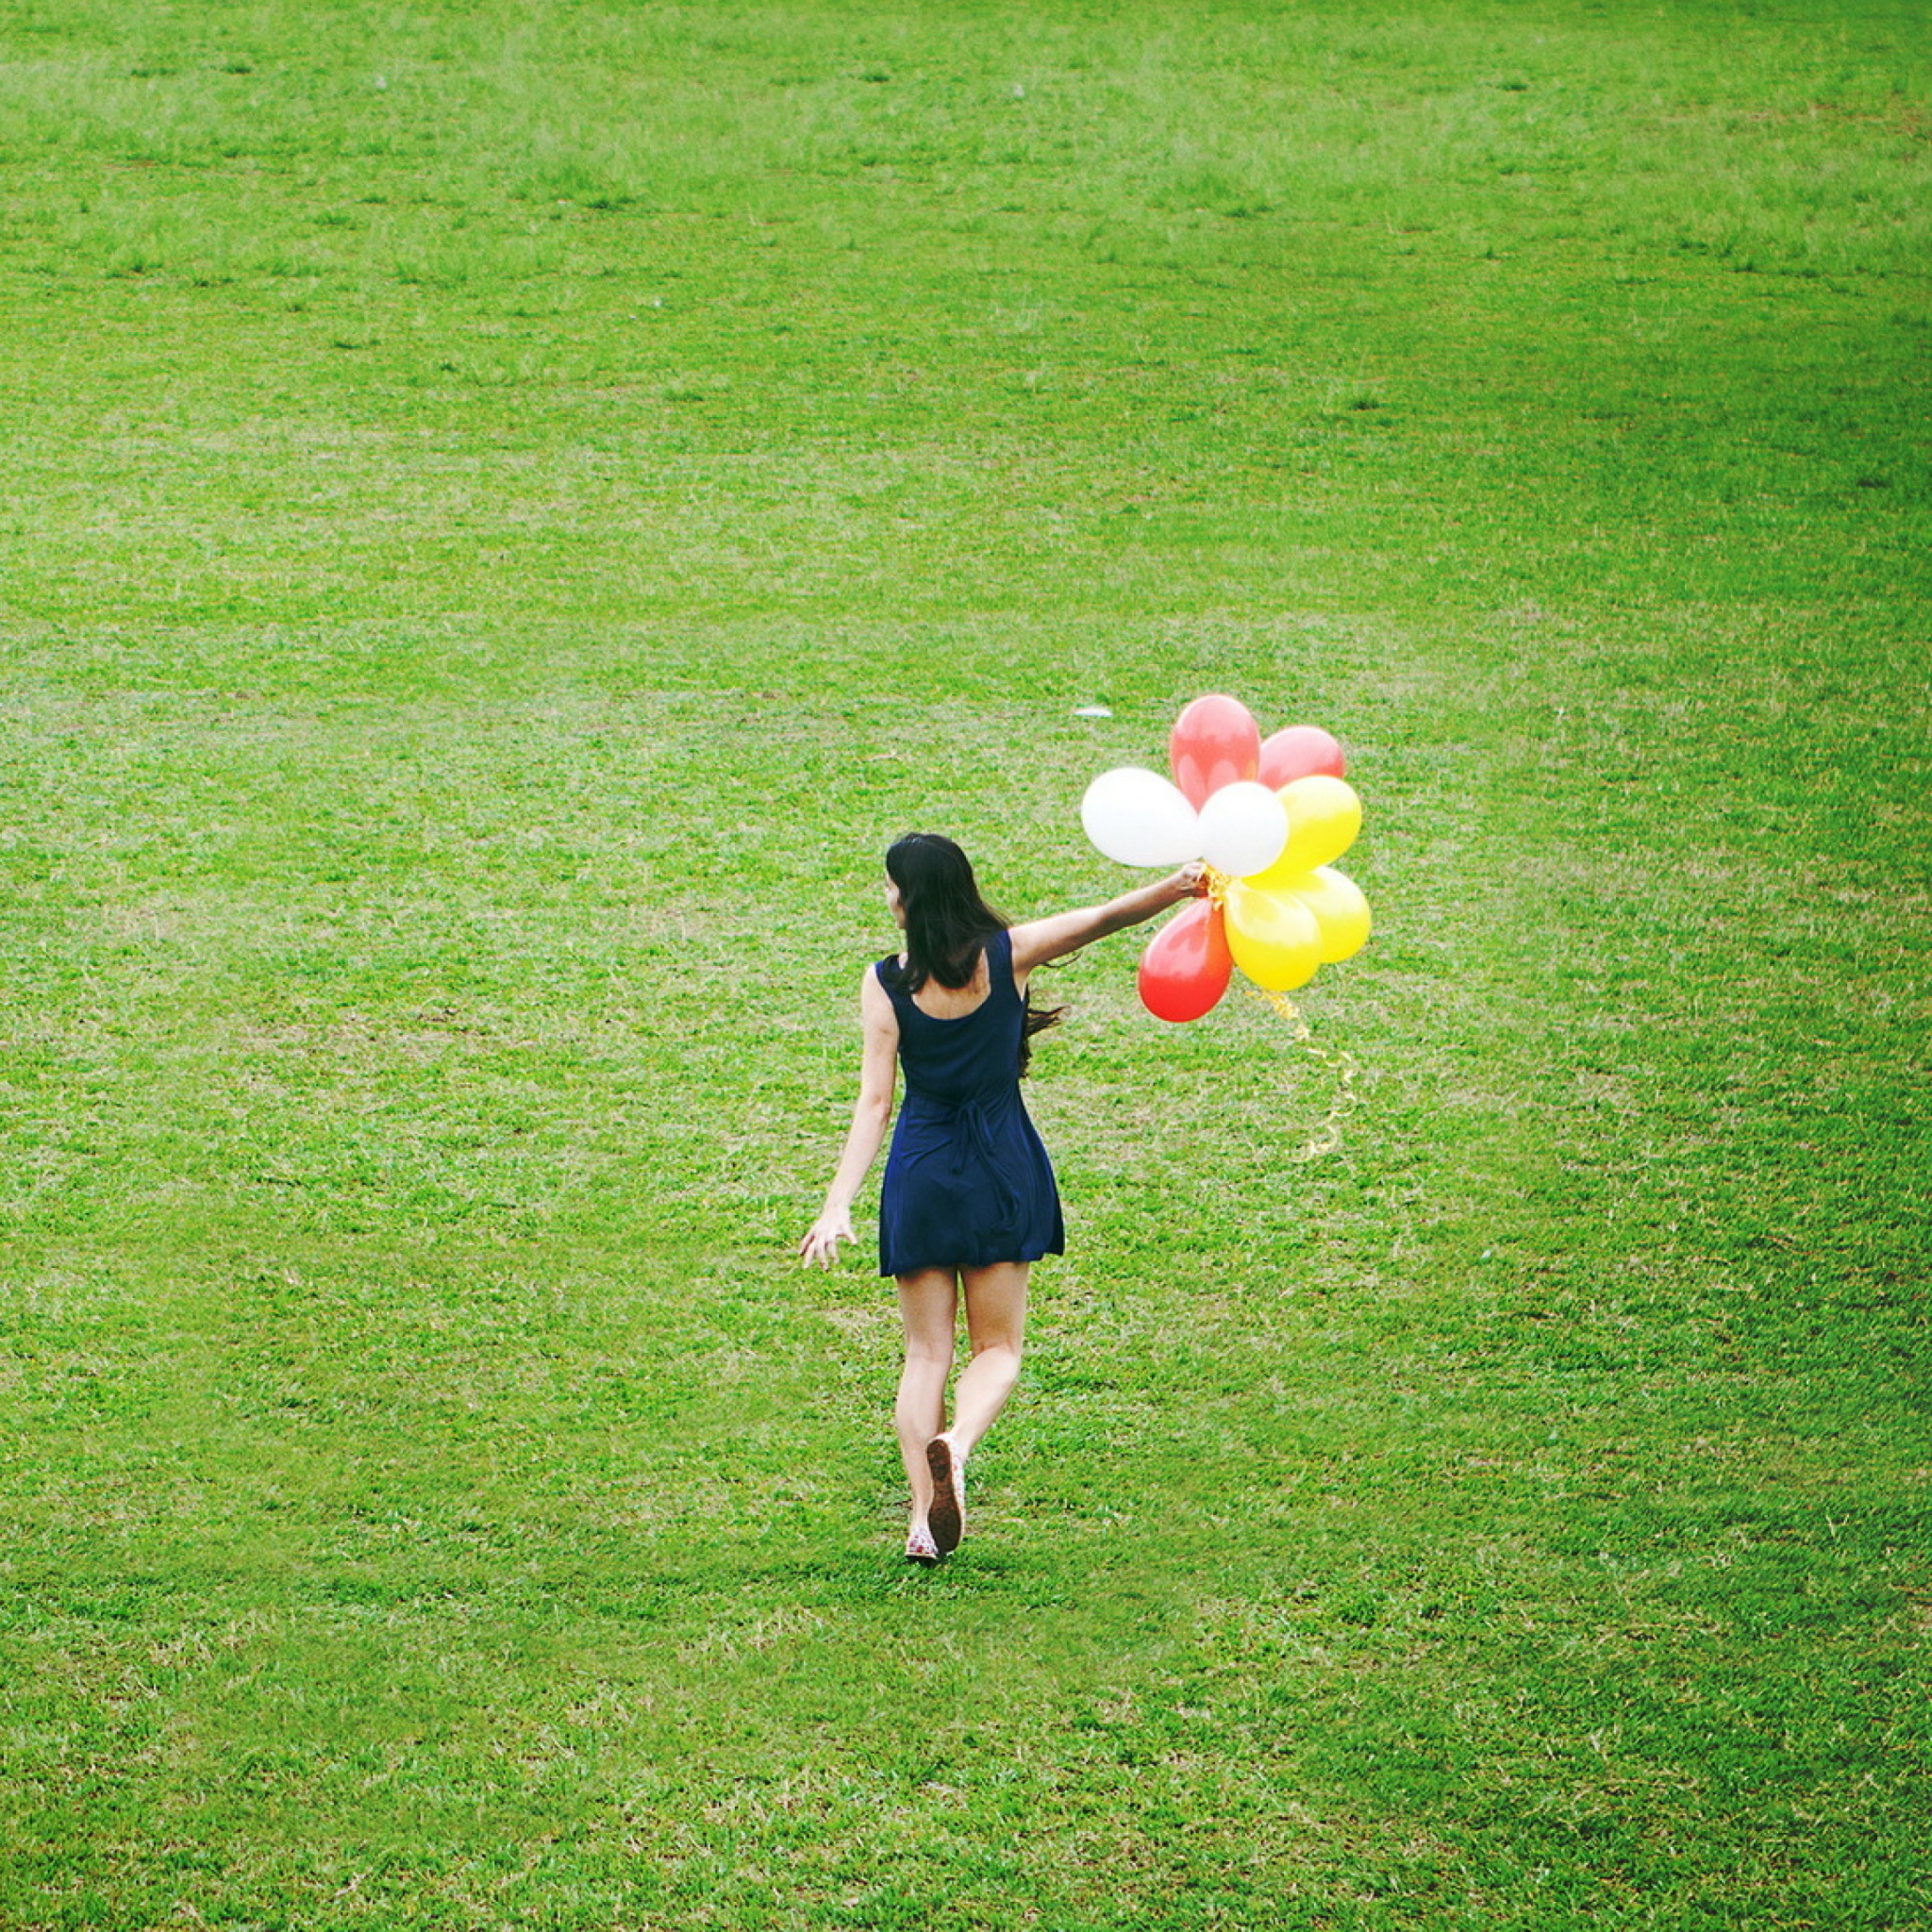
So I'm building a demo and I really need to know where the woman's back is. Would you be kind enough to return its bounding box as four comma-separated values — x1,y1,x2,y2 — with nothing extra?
874,927,1061,1277
876,929,1026,1109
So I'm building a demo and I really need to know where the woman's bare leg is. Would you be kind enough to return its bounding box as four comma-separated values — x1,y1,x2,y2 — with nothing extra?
895,1269,958,1524
947,1260,1030,1459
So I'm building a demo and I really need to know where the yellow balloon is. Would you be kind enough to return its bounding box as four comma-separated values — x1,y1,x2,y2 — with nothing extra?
1224,881,1323,991
1257,774,1360,875
1284,865,1372,963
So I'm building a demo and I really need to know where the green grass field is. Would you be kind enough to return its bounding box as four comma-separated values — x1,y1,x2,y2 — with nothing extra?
3,2,1928,1925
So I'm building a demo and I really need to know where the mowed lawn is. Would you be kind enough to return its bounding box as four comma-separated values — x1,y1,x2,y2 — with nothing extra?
2,2,1927,1926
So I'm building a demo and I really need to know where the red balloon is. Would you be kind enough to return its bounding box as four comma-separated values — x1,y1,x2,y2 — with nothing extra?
1170,694,1260,808
1257,724,1345,789
1138,900,1233,1024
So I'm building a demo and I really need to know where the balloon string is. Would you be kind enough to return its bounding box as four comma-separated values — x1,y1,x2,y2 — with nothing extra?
1202,864,1357,1162
1244,988,1359,1162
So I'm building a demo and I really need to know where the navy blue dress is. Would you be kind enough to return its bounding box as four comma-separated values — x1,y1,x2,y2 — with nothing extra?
875,928,1066,1278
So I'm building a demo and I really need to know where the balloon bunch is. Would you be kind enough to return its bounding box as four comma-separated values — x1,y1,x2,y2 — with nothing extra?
1081,694,1372,1023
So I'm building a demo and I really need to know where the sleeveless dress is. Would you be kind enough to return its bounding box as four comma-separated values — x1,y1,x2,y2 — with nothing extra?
875,928,1066,1277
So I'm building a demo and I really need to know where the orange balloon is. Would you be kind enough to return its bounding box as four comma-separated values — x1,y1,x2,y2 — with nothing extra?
1169,694,1260,810
1257,724,1345,790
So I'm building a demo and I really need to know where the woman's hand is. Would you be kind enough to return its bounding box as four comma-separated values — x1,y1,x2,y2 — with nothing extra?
1173,860,1210,900
799,1207,857,1268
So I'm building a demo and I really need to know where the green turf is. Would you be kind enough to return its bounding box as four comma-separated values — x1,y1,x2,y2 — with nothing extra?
3,1,1928,1926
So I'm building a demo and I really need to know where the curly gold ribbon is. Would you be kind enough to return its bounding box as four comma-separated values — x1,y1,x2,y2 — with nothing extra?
1200,866,1359,1162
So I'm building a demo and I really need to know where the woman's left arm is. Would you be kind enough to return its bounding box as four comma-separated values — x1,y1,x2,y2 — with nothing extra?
799,969,900,1268
1008,864,1207,978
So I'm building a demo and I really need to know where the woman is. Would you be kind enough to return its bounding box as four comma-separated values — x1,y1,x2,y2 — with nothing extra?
799,833,1206,1564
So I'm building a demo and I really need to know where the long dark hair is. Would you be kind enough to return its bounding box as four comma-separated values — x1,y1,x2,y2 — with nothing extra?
884,833,1061,1071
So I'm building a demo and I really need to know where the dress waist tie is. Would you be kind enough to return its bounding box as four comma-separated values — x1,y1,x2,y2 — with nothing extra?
918,1092,1024,1241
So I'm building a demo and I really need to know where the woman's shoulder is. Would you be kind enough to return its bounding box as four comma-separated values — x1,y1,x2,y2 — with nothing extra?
865,958,904,1020
988,924,1021,991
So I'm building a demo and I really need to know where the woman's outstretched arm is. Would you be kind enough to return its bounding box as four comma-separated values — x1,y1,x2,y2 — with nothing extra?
1008,864,1207,978
799,968,900,1268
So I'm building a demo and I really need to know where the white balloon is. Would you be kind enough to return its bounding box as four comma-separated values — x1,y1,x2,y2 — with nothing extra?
1198,780,1289,878
1080,767,1202,868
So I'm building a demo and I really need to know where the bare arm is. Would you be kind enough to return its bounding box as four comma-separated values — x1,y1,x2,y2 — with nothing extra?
798,967,900,1268
1008,864,1207,979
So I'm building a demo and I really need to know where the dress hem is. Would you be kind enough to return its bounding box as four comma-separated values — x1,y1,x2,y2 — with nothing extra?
878,1241,1064,1279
